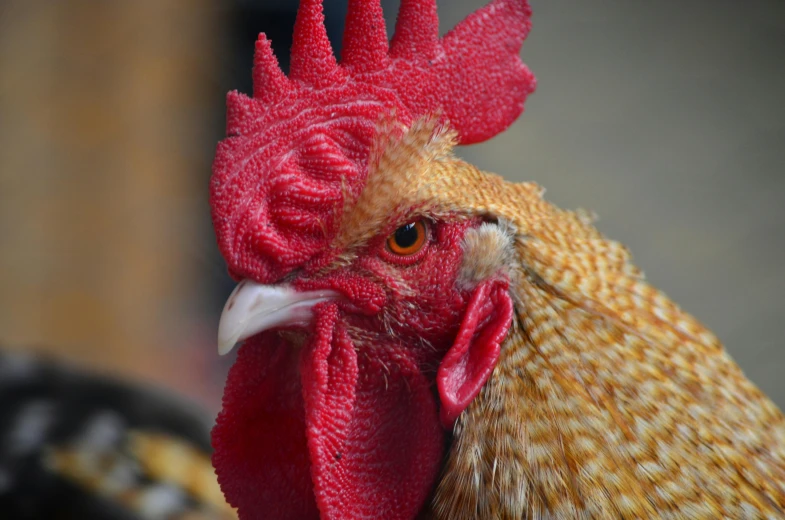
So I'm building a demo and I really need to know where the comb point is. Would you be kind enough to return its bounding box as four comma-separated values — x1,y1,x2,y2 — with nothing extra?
225,90,258,138
342,0,389,71
390,0,439,60
253,34,291,102
436,0,535,143
290,0,342,87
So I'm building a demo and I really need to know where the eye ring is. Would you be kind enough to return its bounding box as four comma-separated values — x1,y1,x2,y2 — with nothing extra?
386,220,429,257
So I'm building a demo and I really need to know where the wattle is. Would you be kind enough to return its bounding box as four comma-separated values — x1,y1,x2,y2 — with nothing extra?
212,303,445,520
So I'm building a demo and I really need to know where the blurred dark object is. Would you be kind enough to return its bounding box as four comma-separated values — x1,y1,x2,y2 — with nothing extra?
0,349,235,519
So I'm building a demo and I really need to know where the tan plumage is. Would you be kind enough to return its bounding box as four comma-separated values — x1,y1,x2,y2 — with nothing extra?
359,118,785,519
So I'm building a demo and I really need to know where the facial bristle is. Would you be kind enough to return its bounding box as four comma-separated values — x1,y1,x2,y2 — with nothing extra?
211,0,536,284
458,220,518,288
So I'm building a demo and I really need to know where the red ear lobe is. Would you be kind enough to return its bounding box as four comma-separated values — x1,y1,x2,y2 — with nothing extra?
437,279,514,429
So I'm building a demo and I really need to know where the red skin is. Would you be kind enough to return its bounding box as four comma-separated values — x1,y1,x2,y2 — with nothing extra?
212,217,513,519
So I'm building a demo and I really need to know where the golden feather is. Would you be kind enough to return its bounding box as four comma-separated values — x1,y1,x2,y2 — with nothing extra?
361,118,785,519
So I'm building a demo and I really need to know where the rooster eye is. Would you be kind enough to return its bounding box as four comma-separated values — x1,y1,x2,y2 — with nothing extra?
387,220,428,256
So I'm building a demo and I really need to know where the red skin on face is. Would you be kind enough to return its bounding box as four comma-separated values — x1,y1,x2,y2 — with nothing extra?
213,218,513,519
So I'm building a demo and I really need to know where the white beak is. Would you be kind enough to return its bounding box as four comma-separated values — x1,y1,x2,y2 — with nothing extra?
217,280,340,355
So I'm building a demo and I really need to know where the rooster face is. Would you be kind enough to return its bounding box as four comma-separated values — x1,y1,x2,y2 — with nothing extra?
296,217,489,347
213,117,518,520
214,155,516,518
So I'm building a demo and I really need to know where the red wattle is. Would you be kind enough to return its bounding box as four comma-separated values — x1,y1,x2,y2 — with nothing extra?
301,303,445,519
437,279,513,428
212,334,319,520
213,303,446,519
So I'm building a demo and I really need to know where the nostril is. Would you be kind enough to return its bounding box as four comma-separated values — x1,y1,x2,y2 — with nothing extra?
280,268,305,285
296,274,386,315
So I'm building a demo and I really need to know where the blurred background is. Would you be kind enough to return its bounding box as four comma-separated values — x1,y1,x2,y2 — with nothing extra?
0,0,783,413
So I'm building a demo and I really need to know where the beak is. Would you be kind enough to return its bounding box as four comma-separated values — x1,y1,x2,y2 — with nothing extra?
217,280,340,355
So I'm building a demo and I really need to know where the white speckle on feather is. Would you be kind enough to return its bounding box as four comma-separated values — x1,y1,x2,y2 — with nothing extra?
136,483,186,520
99,455,140,495
7,400,55,455
79,411,126,450
0,352,38,384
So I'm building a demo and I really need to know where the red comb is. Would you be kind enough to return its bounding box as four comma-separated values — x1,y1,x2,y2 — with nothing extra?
211,0,535,283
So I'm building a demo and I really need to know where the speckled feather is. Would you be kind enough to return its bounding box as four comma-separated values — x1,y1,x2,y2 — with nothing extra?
356,120,785,519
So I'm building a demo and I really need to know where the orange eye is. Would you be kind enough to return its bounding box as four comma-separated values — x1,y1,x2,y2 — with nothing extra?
386,220,428,256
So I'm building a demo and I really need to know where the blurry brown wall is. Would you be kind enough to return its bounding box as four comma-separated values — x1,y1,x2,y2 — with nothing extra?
0,1,222,392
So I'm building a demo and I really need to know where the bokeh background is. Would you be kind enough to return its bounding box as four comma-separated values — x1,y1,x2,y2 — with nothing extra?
1,0,783,413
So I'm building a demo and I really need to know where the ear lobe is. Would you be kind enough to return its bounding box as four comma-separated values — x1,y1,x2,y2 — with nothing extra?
437,278,513,429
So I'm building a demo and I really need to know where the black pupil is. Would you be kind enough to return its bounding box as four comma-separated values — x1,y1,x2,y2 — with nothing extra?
394,222,419,249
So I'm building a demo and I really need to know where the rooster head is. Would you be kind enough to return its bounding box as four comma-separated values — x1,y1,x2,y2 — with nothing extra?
209,1,535,518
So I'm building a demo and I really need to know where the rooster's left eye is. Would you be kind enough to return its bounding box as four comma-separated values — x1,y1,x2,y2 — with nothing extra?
387,220,428,256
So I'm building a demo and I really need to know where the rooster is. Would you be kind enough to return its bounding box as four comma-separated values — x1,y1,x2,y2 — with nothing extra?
208,0,785,519
4,1,780,519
